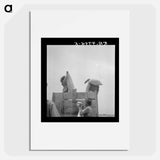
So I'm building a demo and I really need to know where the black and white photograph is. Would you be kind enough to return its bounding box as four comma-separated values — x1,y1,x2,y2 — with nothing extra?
41,38,119,122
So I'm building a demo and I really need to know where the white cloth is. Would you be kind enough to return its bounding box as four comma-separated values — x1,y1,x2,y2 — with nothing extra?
88,79,102,86
47,100,60,117
65,71,75,92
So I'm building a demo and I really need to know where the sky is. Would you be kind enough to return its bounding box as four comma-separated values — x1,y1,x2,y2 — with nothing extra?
47,45,115,115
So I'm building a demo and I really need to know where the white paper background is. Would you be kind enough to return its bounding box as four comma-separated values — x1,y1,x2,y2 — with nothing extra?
31,10,129,150
1,1,158,159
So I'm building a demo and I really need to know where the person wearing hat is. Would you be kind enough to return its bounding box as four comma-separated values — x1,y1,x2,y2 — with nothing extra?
60,71,75,93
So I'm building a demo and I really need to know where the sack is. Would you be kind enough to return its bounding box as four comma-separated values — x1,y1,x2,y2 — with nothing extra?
66,71,75,92
85,79,102,93
88,79,102,86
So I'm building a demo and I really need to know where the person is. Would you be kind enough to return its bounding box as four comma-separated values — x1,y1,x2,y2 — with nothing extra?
60,75,68,92
77,100,93,117
60,71,75,93
84,78,102,95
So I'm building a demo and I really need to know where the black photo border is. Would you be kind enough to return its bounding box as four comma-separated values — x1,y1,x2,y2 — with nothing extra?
41,38,119,122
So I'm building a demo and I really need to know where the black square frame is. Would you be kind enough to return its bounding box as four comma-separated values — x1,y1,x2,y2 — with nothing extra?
41,38,119,122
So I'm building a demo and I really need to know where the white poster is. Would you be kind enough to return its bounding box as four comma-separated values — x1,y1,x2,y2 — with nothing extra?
30,10,129,150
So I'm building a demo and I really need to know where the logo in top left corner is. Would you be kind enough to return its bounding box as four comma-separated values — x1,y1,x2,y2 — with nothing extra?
4,4,13,13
